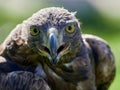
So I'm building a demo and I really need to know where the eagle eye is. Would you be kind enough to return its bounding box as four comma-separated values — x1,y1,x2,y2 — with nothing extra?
65,24,75,33
30,27,40,36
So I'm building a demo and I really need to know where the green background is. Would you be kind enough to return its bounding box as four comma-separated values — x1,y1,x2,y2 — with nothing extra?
0,0,120,90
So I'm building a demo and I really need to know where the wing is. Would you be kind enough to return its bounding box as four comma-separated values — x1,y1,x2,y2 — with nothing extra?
0,57,50,90
83,34,115,90
0,71,50,90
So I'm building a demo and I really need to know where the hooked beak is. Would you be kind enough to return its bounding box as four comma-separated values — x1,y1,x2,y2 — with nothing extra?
38,28,70,66
49,33,58,65
49,32,70,66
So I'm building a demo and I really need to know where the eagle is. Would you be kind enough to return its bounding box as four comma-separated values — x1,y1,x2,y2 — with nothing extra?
0,7,115,90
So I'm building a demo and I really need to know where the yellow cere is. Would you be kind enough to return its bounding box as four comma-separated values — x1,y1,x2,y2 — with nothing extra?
65,24,75,33
30,27,40,36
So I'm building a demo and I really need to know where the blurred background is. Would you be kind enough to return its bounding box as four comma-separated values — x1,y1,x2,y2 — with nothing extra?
0,0,120,89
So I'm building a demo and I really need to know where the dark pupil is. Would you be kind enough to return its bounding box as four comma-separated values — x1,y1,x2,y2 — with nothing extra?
34,28,38,33
68,26,72,30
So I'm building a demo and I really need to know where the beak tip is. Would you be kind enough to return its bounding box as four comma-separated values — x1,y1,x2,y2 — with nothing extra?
50,58,59,66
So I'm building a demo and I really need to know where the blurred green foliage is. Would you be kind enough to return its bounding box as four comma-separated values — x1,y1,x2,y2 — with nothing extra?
0,0,120,90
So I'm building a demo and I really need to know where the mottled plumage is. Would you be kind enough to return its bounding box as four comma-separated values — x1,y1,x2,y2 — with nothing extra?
0,7,115,90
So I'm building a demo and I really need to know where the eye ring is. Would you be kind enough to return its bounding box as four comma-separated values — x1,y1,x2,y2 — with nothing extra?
65,24,75,33
30,27,40,36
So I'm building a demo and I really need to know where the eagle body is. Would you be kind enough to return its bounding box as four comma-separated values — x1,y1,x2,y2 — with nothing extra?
0,7,115,90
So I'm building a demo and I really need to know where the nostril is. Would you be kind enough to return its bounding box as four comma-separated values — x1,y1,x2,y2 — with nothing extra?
57,42,70,54
39,45,50,54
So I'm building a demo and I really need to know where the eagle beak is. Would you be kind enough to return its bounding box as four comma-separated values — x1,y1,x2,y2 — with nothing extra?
37,28,70,66
48,32,70,66
49,33,58,65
